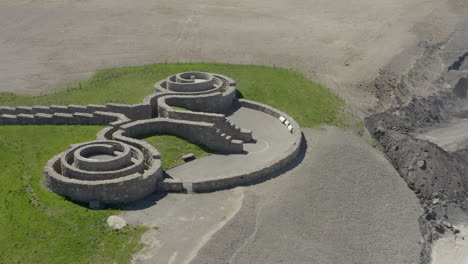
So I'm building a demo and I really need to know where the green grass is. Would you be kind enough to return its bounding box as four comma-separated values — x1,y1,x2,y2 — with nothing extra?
0,126,146,264
0,63,347,264
142,135,209,170
171,106,192,112
0,63,344,127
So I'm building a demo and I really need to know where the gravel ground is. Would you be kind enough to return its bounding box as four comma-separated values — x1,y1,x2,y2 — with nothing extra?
0,0,464,113
190,127,423,264
120,189,244,264
2,0,468,263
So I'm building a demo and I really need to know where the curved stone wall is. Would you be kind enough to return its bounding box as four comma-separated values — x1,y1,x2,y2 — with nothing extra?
148,73,237,114
189,99,303,192
114,118,244,153
166,72,219,92
154,72,233,94
44,140,163,203
157,96,252,142
0,71,302,205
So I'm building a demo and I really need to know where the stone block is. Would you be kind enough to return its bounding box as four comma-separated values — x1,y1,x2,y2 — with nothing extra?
50,105,69,112
68,104,88,113
0,107,15,115
86,104,107,112
0,114,18,125
35,113,53,124
17,113,36,124
181,153,196,162
32,105,52,113
16,106,33,114
53,113,74,125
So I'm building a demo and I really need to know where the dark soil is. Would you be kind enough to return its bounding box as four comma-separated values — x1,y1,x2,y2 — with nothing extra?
364,31,468,263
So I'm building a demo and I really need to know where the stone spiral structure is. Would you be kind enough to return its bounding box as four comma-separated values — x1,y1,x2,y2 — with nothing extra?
164,72,223,93
0,71,302,205
149,71,239,115
45,140,162,203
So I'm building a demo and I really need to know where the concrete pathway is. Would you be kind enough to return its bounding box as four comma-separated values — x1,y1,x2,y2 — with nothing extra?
166,106,293,182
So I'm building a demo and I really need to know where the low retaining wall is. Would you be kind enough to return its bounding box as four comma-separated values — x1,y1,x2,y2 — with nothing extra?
0,103,151,121
0,111,128,126
95,118,132,141
105,103,152,120
188,99,302,192
158,97,252,141
117,118,243,153
161,92,235,113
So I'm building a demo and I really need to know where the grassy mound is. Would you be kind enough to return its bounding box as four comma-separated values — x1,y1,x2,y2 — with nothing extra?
0,63,345,263
0,63,344,127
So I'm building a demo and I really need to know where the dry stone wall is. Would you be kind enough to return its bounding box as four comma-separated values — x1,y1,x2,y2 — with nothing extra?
44,140,162,204
116,118,244,153
1,72,302,206
190,99,303,192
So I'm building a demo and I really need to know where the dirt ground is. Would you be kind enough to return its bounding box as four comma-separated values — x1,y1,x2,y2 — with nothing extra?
0,0,465,113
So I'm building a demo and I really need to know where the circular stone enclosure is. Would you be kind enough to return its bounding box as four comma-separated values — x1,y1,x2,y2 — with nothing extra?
45,140,162,204
166,72,221,92
74,143,132,172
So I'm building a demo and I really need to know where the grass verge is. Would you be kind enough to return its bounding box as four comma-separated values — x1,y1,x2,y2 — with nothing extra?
0,63,345,127
0,126,146,264
142,135,209,170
